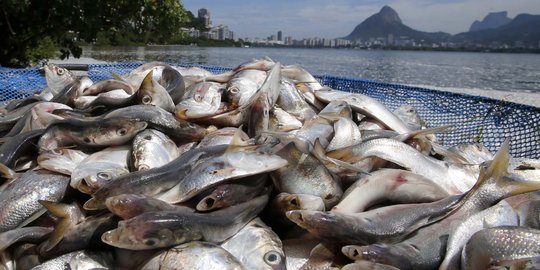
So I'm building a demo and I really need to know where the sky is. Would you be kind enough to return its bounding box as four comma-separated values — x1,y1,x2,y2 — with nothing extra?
181,0,540,39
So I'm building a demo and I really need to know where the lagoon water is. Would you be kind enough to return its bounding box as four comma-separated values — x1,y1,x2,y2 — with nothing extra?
81,46,540,106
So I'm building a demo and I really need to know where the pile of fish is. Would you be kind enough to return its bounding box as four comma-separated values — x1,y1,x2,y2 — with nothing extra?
0,58,539,270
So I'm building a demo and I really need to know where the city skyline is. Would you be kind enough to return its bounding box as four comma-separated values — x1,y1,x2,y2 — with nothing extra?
182,0,540,40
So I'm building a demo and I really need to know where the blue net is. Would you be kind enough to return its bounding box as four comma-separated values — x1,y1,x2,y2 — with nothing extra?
0,62,538,159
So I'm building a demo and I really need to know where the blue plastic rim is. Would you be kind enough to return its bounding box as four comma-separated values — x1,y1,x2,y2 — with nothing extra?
1,62,539,159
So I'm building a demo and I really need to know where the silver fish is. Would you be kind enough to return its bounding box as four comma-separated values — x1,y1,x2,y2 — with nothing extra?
38,118,148,152
462,226,540,270
221,218,286,270
131,129,179,171
333,169,450,213
71,146,131,194
271,142,343,208
326,117,362,152
105,194,191,220
0,170,69,232
40,64,76,101
37,148,89,175
393,104,426,131
0,226,53,252
341,141,540,269
288,194,462,246
176,81,225,119
314,88,411,133
158,150,287,203
30,250,113,270
141,241,244,270
276,78,316,122
439,200,519,270
101,193,269,250
138,70,175,112
227,69,267,108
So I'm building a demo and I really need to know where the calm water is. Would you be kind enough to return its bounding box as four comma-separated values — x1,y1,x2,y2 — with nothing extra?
83,46,540,94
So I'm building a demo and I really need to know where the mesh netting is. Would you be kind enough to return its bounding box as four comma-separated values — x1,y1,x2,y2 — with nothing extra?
0,63,538,159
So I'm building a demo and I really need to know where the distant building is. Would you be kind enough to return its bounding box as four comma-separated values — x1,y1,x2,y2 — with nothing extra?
277,31,283,42
198,8,212,28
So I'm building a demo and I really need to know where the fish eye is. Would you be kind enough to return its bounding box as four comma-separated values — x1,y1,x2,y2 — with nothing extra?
57,68,65,75
229,87,239,94
97,172,111,180
117,128,127,136
138,164,150,171
143,238,158,246
83,137,91,143
194,94,203,102
52,149,63,155
264,251,282,266
142,95,152,104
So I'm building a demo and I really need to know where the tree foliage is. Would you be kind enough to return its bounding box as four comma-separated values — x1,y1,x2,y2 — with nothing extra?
0,0,190,67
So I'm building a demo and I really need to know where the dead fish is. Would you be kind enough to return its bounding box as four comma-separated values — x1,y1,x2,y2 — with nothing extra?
131,129,179,171
341,140,540,270
105,194,192,220
101,193,269,250
271,142,343,208
462,226,540,270
37,148,89,176
226,69,267,108
176,81,225,119
0,226,53,252
71,145,131,194
196,174,268,212
103,105,210,143
0,170,69,232
287,194,462,246
38,117,147,152
141,241,244,270
221,218,286,270
137,70,175,112
439,200,519,270
158,149,287,204
84,144,229,210
40,64,77,100
333,169,450,213
314,88,411,134
31,250,113,270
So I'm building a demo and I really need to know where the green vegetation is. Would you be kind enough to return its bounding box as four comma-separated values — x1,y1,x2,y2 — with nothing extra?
0,0,202,67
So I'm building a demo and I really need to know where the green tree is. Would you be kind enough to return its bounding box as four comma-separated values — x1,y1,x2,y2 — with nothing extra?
0,0,191,67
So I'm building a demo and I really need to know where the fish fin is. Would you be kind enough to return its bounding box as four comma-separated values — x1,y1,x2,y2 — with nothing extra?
312,138,328,162
260,63,281,105
38,200,84,251
0,163,17,179
318,114,341,122
326,157,370,174
226,125,257,152
261,131,313,154
395,125,452,141
83,198,104,210
309,243,335,259
487,139,510,179
110,72,125,81
431,142,469,164
140,69,153,91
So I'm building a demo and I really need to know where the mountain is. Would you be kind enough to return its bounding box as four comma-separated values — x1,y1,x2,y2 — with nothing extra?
344,6,451,42
456,13,540,46
469,11,512,32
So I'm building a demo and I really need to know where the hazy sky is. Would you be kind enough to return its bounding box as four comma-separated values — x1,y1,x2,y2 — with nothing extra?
182,0,540,39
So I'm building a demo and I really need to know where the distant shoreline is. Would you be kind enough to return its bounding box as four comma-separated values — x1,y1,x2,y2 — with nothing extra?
83,44,540,54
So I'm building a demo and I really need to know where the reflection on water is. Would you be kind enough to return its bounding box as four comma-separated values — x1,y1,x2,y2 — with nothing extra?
82,46,540,93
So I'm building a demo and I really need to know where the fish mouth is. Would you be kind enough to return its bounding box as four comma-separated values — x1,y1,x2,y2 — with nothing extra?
285,210,307,228
176,108,188,120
